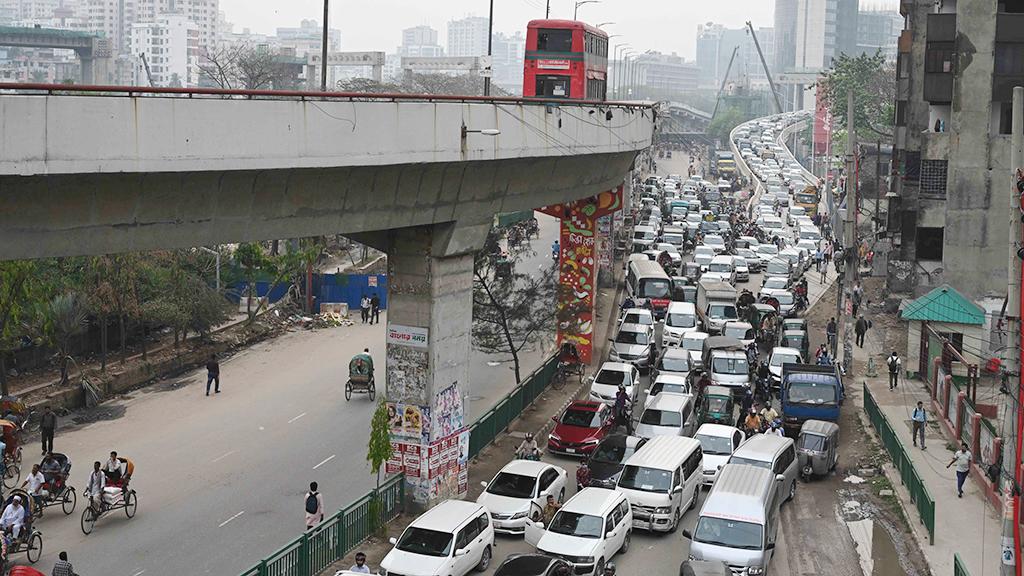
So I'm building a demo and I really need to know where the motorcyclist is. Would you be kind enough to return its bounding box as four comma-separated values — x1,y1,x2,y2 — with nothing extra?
515,433,540,460
551,240,560,261
603,562,616,576
769,419,785,437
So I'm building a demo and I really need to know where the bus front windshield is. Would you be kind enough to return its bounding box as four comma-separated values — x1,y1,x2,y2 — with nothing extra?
639,279,671,299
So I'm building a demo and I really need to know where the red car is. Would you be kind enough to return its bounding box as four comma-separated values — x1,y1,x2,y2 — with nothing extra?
548,401,615,457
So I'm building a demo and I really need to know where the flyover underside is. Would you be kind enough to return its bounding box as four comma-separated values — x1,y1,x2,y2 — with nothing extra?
0,151,636,260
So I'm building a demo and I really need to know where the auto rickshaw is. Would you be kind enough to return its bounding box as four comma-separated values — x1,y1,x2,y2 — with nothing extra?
779,329,810,360
681,262,702,282
697,385,735,426
781,317,807,333
747,303,779,345
796,419,840,481
345,353,376,401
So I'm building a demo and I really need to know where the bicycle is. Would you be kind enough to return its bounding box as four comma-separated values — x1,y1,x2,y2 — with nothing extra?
552,361,584,391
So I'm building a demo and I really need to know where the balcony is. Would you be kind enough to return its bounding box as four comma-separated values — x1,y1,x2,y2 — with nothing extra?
927,13,957,42
924,73,953,103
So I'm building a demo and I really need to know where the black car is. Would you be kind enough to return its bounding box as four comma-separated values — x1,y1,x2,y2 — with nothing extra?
585,433,647,489
495,554,573,576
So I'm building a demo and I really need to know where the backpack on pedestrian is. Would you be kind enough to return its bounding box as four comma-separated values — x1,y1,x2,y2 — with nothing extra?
305,492,319,514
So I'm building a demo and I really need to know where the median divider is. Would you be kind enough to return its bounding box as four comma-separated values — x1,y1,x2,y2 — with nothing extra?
862,383,936,544
239,473,405,576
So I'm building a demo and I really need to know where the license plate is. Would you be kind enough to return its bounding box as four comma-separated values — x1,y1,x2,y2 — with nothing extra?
566,448,576,454
632,518,650,529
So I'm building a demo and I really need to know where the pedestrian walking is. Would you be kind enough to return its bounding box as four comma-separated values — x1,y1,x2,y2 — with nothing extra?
911,401,927,449
826,317,837,354
205,354,220,396
349,552,371,574
854,315,870,348
40,405,57,455
305,481,324,529
887,351,902,390
52,551,78,576
359,294,370,324
370,294,381,325
852,282,863,317
946,442,972,497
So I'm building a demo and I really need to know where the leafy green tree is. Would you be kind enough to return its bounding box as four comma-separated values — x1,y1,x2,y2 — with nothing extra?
706,106,747,144
816,50,896,140
36,293,88,385
366,396,395,535
235,241,322,323
0,262,38,393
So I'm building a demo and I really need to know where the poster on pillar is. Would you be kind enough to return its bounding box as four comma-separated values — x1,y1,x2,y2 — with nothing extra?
539,185,624,363
386,324,430,405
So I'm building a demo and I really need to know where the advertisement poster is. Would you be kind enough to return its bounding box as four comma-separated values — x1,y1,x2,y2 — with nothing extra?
386,402,431,443
385,441,422,477
386,324,429,348
432,382,465,439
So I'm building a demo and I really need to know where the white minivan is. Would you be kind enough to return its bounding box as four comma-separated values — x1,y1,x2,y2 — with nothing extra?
526,488,632,576
662,301,699,347
615,435,703,533
635,393,695,438
381,500,495,576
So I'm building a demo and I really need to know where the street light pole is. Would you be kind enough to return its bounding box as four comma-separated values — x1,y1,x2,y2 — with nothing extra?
546,0,550,18
484,0,494,96
574,0,599,20
320,0,329,91
613,45,629,98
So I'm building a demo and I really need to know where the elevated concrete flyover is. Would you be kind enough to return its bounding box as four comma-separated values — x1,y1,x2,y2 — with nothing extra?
0,83,655,510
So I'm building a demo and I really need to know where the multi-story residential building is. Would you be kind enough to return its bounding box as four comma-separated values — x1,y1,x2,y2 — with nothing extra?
491,30,524,94
696,22,723,89
627,52,699,100
130,12,196,86
399,25,443,58
887,0,1023,318
86,0,134,54
275,18,340,57
447,15,488,57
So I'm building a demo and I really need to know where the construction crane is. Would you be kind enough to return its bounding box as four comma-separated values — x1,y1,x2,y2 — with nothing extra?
745,21,783,114
140,52,155,87
710,46,739,121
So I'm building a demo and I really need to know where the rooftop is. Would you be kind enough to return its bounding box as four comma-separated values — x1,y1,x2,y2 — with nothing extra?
900,284,985,325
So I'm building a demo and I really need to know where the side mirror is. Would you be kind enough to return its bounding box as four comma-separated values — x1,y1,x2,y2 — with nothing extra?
389,537,398,545
672,486,683,495
775,474,786,483
681,529,693,539
552,416,559,423
644,388,651,395
479,481,489,489
606,529,618,539
766,542,776,550
454,548,469,557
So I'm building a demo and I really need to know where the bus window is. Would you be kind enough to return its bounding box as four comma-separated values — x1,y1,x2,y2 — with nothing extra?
538,29,573,52
536,76,570,98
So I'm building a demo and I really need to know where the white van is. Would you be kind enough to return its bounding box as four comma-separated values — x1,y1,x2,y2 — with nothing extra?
662,301,699,347
635,393,695,439
684,464,782,574
381,500,495,576
704,255,737,286
727,433,799,504
626,259,673,319
615,435,703,533
632,225,657,251
526,488,632,576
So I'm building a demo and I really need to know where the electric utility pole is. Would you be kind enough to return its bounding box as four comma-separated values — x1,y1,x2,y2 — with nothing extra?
1001,85,1023,576
840,90,857,373
484,0,493,96
546,0,550,17
320,0,329,91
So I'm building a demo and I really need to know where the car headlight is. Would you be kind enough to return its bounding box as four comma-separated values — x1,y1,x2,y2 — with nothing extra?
583,438,600,445
549,433,561,442
511,510,528,520
655,506,672,514
574,556,595,564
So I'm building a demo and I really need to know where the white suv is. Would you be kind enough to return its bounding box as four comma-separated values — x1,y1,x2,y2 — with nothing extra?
381,500,495,576
526,488,633,575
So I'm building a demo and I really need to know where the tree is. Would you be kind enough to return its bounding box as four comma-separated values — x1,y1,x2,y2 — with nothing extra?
36,293,88,385
816,50,896,140
472,228,558,384
198,44,293,90
337,73,511,97
366,396,394,536
234,241,321,324
0,262,37,394
82,257,116,371
706,106,747,144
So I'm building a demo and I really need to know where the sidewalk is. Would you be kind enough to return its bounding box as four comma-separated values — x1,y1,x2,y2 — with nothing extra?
856,326,1002,576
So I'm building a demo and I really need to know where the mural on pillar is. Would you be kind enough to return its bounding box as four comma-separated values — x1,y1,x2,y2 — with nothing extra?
539,185,623,363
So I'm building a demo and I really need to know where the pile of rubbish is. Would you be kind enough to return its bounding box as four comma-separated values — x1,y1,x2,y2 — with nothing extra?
311,311,353,329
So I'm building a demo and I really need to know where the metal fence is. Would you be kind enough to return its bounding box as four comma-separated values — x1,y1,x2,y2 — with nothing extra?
863,384,936,544
954,553,970,576
239,473,405,576
468,354,559,459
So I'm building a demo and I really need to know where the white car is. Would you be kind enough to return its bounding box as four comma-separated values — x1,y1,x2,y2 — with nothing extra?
609,323,655,370
589,362,641,405
681,332,710,369
381,500,495,576
703,235,727,254
694,424,746,486
767,346,804,391
619,308,655,331
735,248,760,272
693,246,715,271
759,276,790,299
526,488,633,576
662,301,699,347
477,460,568,535
653,242,683,271
704,255,737,286
732,256,749,282
644,373,691,408
754,244,780,266
722,321,755,347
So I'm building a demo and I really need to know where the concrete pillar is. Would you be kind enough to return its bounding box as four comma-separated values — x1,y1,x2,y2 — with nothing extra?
305,64,318,91
954,391,967,440
971,413,982,460
372,64,383,83
79,54,94,85
380,224,478,510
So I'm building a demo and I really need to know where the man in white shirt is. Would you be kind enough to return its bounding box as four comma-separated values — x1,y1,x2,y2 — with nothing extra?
947,442,973,498
348,551,371,574
103,451,123,483
86,461,106,510
0,495,24,539
20,464,45,516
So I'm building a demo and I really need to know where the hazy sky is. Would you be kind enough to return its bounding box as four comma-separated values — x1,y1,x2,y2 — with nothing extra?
218,0,783,60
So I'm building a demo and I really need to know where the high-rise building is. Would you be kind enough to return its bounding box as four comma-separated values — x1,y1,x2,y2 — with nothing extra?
774,0,797,73
776,0,859,72
696,23,776,91
630,52,699,99
130,12,197,86
275,19,340,57
399,25,443,58
491,30,525,94
133,0,217,56
446,15,488,57
855,8,902,62
887,0,1018,313
87,0,135,54
696,23,723,88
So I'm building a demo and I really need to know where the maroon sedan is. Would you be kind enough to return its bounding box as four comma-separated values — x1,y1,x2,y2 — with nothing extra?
547,401,615,457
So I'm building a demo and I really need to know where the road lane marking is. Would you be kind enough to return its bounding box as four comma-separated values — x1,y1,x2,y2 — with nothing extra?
313,454,336,470
132,571,146,576
219,510,245,528
288,412,307,424
211,450,236,463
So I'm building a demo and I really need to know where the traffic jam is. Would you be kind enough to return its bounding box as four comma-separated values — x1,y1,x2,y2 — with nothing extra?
361,110,844,576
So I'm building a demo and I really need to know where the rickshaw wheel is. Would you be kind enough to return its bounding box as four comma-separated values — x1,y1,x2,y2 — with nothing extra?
13,446,21,465
368,382,376,402
344,381,352,401
26,531,41,563
80,507,95,535
62,487,77,515
2,464,19,490
125,490,137,518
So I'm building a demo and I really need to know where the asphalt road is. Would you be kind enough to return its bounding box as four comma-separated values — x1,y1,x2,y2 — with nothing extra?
15,214,560,576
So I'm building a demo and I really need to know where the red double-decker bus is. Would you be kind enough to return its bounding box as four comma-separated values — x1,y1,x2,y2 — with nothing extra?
523,20,608,101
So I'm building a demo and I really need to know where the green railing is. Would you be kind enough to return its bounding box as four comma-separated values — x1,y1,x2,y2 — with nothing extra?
239,473,405,576
468,354,559,459
954,553,971,576
863,384,936,544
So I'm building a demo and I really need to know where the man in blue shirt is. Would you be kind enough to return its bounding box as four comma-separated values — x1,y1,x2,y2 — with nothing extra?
912,401,927,449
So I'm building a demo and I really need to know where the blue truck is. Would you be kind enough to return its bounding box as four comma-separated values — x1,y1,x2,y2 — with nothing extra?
780,363,844,431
